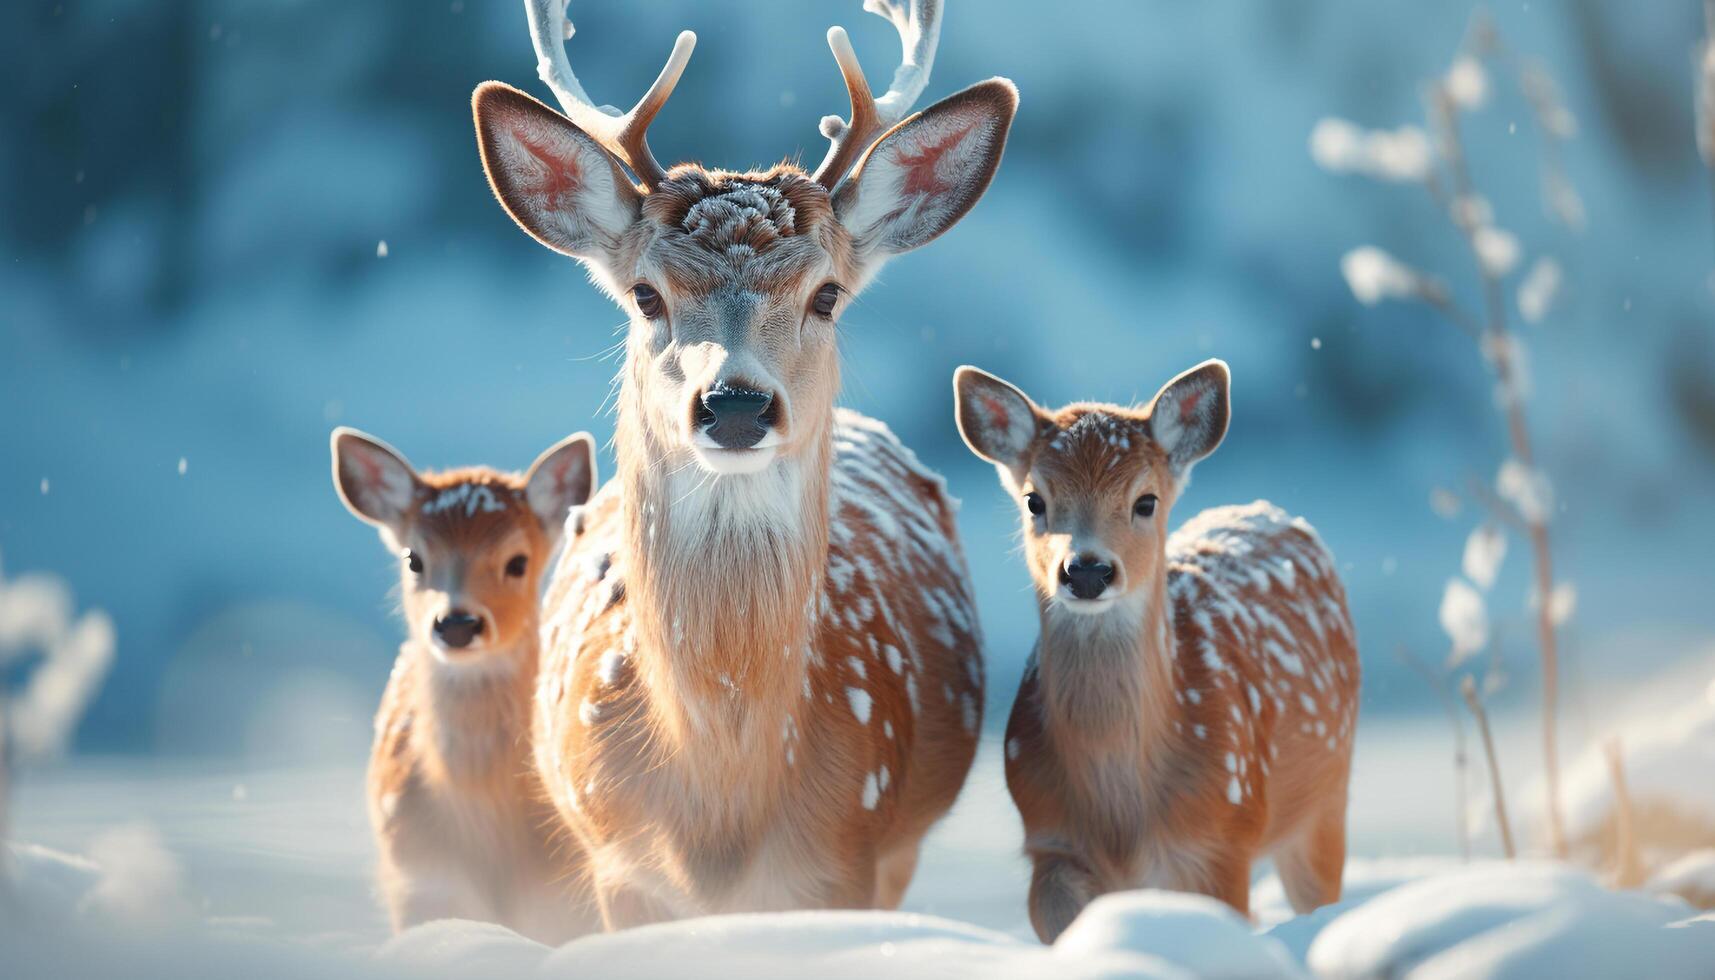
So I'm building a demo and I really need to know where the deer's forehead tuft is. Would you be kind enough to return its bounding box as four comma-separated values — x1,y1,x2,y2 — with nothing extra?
682,184,799,246
411,470,535,541
1036,408,1161,491
646,169,832,242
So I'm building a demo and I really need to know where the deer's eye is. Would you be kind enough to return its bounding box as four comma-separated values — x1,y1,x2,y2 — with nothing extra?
404,550,424,574
632,283,664,319
1025,492,1046,517
1134,494,1158,518
505,554,528,578
811,282,841,319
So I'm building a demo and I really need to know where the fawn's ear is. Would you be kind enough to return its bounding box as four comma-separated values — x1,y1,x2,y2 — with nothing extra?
473,82,642,264
1145,359,1231,478
834,79,1018,259
954,365,1042,474
331,428,420,532
524,431,597,537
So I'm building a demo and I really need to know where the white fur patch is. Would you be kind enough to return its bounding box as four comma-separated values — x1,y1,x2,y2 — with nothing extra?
847,687,872,725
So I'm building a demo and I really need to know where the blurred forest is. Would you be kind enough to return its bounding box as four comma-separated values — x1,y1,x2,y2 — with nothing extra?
2,0,1712,758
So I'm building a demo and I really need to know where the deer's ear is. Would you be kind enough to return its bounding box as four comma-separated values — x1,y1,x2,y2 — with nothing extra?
954,365,1041,473
473,82,641,262
524,431,597,537
332,428,420,532
834,79,1018,257
1145,360,1231,478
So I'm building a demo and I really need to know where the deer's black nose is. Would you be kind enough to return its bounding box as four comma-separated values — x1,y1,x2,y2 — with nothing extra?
1060,556,1115,600
696,385,775,450
434,611,484,649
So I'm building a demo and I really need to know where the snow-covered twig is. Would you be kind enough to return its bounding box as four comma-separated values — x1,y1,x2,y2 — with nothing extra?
1318,16,1578,858
1430,73,1571,857
0,554,116,854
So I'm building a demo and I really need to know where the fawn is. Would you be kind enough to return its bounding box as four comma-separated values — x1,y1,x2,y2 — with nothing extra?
331,427,600,942
954,360,1360,942
468,0,1009,924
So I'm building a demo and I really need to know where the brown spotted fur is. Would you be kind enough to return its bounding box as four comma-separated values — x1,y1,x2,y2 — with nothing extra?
536,411,983,924
958,367,1360,942
471,40,1016,927
352,464,599,942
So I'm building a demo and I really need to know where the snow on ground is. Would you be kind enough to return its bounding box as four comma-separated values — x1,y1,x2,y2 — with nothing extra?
1558,677,1715,851
1308,862,1715,979
6,726,1715,977
1494,665,1715,889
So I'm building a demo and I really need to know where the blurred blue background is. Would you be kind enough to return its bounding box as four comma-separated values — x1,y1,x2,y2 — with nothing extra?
3,0,1712,759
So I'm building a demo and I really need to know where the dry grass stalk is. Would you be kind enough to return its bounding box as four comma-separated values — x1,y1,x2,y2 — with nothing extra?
1462,675,1515,859
1398,645,1473,860
1603,737,1645,888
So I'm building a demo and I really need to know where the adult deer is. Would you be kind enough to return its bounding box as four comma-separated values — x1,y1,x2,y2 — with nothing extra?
954,362,1360,942
470,0,1014,926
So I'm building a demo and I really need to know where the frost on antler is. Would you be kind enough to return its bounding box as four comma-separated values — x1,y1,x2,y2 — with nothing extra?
523,0,696,188
813,0,943,189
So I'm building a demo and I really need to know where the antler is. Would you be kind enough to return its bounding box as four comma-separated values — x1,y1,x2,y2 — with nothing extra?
525,0,696,189
812,0,943,190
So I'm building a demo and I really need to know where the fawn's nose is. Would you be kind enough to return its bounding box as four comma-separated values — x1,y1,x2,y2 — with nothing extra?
433,610,484,649
1060,555,1116,600
695,384,776,450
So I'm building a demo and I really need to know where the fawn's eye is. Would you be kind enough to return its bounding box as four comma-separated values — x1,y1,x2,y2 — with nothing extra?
1134,494,1159,518
1025,491,1046,517
404,550,423,574
811,282,841,319
632,283,664,319
505,554,528,578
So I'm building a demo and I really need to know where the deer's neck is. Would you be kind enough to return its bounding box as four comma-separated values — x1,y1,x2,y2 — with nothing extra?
1037,575,1177,759
616,395,833,742
414,636,535,784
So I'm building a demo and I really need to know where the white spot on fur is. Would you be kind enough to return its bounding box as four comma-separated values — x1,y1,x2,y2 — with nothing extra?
596,649,625,686
847,687,872,725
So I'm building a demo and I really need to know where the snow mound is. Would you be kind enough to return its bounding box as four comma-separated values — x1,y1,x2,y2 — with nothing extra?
1257,856,1464,963
379,920,550,974
1647,849,1715,910
538,908,1183,980
1056,890,1307,979
384,898,1305,980
4,840,103,920
1308,861,1715,979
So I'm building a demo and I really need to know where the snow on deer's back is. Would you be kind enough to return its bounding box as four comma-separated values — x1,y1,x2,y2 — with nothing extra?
537,411,982,919
954,360,1360,942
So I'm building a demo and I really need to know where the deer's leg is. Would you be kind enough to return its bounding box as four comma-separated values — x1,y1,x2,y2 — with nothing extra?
1027,849,1101,944
872,838,922,910
1203,851,1254,919
1274,800,1348,915
387,868,491,931
597,880,680,931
